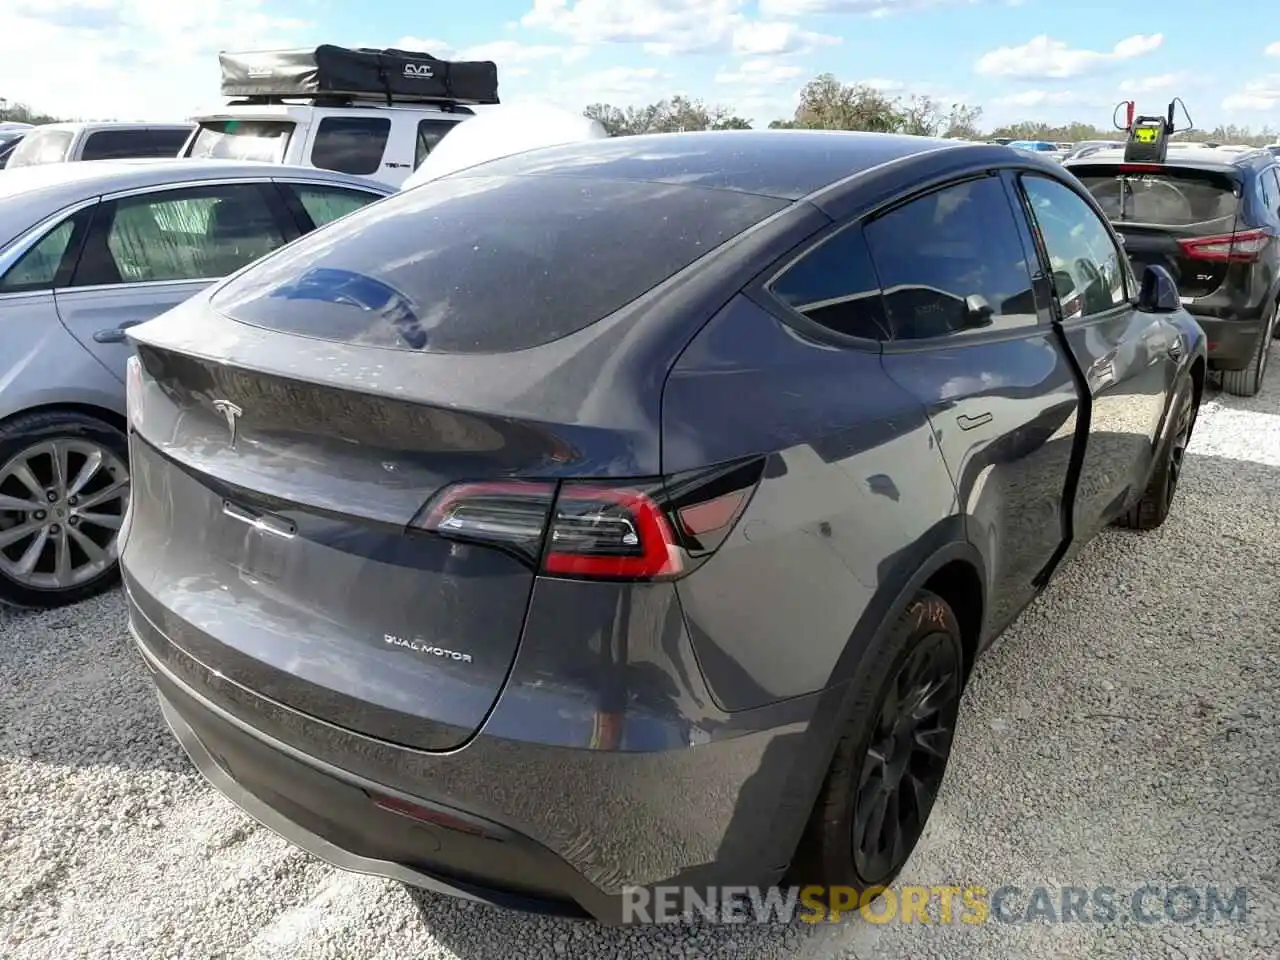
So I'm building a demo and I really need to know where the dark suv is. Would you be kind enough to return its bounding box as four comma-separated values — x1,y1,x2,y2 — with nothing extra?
1066,144,1280,395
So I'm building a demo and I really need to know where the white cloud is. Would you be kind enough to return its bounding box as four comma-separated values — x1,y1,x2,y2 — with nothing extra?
993,89,1088,107
975,33,1164,79
1266,41,1280,57
1117,72,1187,95
522,0,749,55
714,59,805,86
506,65,673,110
759,0,973,15
1222,75,1280,112
731,21,841,56
0,0,312,120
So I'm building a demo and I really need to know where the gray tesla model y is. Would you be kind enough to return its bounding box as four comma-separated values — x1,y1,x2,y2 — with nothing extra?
120,130,1206,923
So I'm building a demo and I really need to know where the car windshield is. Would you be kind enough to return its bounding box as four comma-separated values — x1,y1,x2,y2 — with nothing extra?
6,129,74,167
187,120,293,162
1073,165,1240,228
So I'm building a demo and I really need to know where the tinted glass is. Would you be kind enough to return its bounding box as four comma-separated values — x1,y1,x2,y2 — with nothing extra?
7,129,74,167
149,128,193,156
1074,165,1239,231
80,128,155,160
187,120,292,162
769,226,888,339
415,119,459,168
864,176,1038,340
212,175,785,354
0,219,76,292
311,117,390,176
290,184,382,227
1021,175,1128,321
75,184,285,286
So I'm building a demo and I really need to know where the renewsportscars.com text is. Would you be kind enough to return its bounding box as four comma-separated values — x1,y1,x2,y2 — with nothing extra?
620,884,1250,925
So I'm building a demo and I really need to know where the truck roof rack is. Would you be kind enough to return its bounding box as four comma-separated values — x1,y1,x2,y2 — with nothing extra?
218,45,500,108
223,95,476,113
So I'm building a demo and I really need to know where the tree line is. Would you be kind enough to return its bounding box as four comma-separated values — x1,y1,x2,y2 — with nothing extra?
586,73,1280,146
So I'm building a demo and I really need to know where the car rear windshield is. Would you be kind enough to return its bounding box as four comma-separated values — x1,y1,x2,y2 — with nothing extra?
1073,164,1240,229
6,129,73,167
186,120,293,162
211,175,785,354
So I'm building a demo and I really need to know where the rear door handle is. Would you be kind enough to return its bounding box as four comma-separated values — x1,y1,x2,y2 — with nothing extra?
92,319,145,344
956,412,993,431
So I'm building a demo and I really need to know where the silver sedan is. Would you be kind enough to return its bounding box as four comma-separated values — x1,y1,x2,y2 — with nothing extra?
0,159,393,608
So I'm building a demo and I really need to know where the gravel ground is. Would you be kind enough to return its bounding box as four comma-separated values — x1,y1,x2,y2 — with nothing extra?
2,361,1278,960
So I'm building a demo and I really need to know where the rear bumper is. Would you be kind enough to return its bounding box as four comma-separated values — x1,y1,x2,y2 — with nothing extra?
125,581,827,924
1192,314,1264,369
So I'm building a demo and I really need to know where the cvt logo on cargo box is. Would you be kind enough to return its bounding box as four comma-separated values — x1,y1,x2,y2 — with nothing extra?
404,63,435,79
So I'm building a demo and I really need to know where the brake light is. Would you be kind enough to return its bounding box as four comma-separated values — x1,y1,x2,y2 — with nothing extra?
125,355,144,429
412,459,765,581
1177,227,1272,262
1118,163,1162,173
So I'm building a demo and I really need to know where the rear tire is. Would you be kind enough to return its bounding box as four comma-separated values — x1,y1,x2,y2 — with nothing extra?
0,410,129,610
1115,377,1197,531
1221,304,1275,397
788,590,965,907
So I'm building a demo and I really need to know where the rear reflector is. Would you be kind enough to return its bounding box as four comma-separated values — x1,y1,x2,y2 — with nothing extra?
369,792,494,838
412,459,765,582
1177,227,1273,262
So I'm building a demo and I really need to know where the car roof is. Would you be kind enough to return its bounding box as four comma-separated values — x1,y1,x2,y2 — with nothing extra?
448,129,981,200
25,121,193,133
1066,143,1271,175
0,159,392,248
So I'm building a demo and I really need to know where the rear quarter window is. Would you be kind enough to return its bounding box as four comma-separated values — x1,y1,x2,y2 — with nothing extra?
211,175,785,354
1073,164,1240,230
310,117,390,176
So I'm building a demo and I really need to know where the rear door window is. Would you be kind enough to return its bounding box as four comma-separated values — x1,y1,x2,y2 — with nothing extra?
1073,164,1240,231
73,183,288,286
211,175,786,354
79,128,154,161
864,176,1039,339
311,117,390,176
6,129,74,167
187,120,293,162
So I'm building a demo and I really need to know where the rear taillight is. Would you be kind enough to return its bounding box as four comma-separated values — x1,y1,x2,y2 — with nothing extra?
412,459,765,582
125,355,143,429
1177,228,1273,262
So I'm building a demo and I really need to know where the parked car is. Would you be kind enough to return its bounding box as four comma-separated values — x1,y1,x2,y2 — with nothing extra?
121,131,1205,925
1066,143,1280,395
5,122,196,169
0,159,394,607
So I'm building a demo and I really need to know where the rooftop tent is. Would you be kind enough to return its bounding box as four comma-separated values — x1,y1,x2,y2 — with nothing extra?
401,103,609,190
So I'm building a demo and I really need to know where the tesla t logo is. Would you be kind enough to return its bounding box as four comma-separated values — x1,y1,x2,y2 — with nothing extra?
404,63,434,78
211,399,244,450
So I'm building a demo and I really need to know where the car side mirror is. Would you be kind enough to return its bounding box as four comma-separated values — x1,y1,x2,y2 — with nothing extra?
1136,264,1180,313
964,294,995,328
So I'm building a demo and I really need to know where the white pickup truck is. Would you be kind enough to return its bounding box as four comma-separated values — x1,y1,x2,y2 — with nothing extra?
179,44,497,188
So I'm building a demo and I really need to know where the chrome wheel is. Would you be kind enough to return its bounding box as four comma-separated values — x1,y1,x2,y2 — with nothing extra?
0,438,129,591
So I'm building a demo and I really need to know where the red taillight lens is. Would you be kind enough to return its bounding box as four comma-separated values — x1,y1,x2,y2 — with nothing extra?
543,484,683,580
411,459,765,582
1177,228,1273,262
125,355,144,430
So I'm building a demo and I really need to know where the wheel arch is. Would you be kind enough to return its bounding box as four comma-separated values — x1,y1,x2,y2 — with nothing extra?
0,402,127,437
